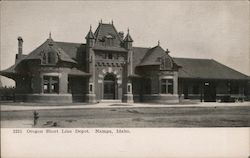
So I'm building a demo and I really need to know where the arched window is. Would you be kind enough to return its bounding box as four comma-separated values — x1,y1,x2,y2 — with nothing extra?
42,53,47,64
48,51,56,64
41,51,57,65
108,53,113,59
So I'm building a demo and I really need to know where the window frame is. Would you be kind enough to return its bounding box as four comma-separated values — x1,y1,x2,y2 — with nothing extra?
43,76,59,94
161,79,173,94
41,51,57,65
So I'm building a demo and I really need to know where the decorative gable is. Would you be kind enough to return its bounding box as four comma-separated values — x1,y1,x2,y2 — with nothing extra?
159,56,173,70
94,23,122,47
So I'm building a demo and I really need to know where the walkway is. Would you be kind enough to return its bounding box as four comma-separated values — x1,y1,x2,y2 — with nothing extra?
1,101,249,111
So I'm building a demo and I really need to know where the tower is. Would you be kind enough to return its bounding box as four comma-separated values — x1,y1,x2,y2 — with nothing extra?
85,25,95,48
85,25,96,103
122,28,134,103
123,28,133,50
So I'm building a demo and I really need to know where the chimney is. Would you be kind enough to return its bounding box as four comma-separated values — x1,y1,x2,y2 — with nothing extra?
18,36,23,57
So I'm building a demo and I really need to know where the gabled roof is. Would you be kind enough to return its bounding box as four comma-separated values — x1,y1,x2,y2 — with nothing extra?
94,23,122,46
0,39,82,78
55,41,86,64
24,38,76,64
132,47,150,70
173,57,249,80
138,45,167,66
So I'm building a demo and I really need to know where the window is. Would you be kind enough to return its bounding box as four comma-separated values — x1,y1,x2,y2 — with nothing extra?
127,84,131,93
42,53,47,64
161,79,173,94
89,83,93,93
104,35,114,46
108,53,113,59
43,76,59,93
41,51,57,65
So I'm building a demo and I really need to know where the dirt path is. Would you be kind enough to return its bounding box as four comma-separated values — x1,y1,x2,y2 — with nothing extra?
1,106,250,127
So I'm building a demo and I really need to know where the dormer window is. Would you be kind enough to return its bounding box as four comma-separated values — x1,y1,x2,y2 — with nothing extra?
160,57,173,70
106,35,113,38
108,53,113,59
103,34,114,46
41,51,57,65
42,53,47,64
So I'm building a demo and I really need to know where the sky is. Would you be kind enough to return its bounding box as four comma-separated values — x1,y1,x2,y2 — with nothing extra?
0,1,249,86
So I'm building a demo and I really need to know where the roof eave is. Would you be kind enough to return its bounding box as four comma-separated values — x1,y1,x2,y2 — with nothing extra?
93,47,127,52
178,77,249,80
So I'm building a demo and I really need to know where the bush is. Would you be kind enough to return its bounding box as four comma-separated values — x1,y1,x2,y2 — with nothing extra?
0,86,16,101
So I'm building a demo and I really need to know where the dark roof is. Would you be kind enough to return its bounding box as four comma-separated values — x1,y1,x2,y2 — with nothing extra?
0,40,84,77
85,29,95,39
0,65,17,78
132,47,149,71
1,35,248,82
138,45,167,66
24,38,76,64
124,33,133,42
173,57,249,80
0,53,28,78
55,41,86,64
94,23,122,46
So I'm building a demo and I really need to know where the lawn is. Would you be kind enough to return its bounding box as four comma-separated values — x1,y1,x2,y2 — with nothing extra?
1,106,250,127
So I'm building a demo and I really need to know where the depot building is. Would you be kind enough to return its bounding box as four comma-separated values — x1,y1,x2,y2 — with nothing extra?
1,21,249,103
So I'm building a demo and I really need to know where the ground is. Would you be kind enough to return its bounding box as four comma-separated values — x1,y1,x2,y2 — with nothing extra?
1,102,250,128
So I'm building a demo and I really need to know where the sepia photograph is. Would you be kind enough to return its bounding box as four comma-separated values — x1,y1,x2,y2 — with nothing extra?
0,0,250,158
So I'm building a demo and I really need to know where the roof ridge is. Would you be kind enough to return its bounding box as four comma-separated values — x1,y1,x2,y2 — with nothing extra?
52,42,77,63
94,23,101,39
173,57,211,60
55,41,84,45
133,46,150,49
93,22,123,44
99,23,113,25
211,59,248,78
138,45,166,66
111,24,123,42
24,39,50,60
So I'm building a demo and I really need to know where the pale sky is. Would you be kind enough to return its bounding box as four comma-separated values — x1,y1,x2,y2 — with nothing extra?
1,1,249,86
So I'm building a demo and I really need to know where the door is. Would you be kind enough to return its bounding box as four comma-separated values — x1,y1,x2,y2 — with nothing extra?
204,82,216,102
103,74,116,99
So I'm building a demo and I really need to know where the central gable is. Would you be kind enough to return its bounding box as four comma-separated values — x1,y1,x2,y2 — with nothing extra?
94,23,123,47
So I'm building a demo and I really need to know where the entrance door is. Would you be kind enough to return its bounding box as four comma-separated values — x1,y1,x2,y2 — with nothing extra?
103,74,116,99
204,82,216,102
